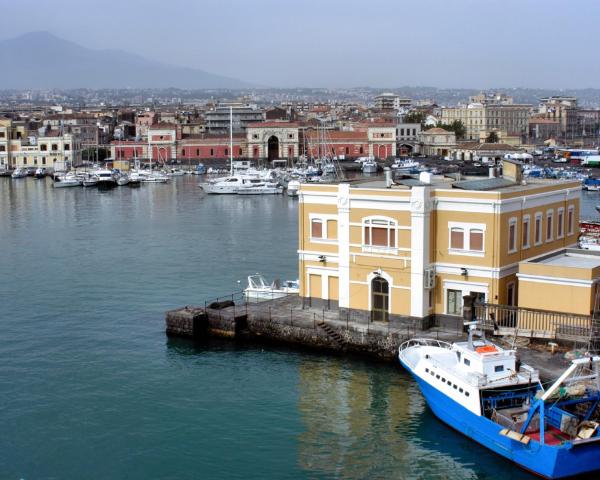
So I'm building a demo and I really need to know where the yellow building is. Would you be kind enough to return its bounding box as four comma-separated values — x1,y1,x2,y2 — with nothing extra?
298,162,580,326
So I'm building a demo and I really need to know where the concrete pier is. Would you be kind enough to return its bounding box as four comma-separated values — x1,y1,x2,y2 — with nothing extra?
165,295,575,378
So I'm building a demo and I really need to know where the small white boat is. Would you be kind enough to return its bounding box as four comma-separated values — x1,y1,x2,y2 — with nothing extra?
166,168,185,176
287,179,301,197
53,173,81,188
139,171,169,183
34,167,47,179
11,168,28,179
116,174,130,186
95,169,118,188
82,175,99,187
243,274,299,302
361,159,378,173
128,171,142,186
391,158,420,173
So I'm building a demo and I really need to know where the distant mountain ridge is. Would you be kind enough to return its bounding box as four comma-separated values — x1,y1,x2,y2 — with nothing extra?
0,31,251,89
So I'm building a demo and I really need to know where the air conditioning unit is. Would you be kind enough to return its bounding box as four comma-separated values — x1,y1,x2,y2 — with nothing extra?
424,268,436,289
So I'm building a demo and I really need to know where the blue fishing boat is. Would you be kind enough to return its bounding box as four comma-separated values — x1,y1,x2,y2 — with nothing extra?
399,324,600,479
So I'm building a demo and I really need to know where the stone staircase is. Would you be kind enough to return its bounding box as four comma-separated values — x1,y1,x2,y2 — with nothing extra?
317,321,345,349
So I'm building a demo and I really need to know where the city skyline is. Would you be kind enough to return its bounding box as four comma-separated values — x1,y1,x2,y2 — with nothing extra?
0,0,599,89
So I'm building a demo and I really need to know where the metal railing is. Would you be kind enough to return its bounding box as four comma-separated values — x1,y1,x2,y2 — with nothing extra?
475,303,596,341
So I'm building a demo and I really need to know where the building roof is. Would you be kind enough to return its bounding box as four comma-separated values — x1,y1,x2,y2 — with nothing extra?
305,131,368,141
423,127,451,134
246,121,299,128
452,177,517,191
149,123,177,130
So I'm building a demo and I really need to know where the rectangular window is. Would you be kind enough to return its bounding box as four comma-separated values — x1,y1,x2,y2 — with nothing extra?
51,144,58,151
470,229,483,251
522,215,530,249
364,218,396,249
508,217,517,253
311,219,323,239
567,206,575,236
557,208,564,239
494,365,504,372
196,148,200,156
464,358,470,366
534,213,542,245
546,210,553,242
450,228,464,249
447,289,462,315
210,148,214,156
64,144,70,151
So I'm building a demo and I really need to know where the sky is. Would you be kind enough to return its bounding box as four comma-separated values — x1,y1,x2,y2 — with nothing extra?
0,0,599,89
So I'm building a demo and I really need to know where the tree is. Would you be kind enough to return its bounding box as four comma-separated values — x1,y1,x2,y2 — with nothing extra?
434,120,466,140
486,131,499,143
403,111,426,125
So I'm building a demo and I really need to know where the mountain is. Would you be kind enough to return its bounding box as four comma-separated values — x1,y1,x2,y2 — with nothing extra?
0,31,251,89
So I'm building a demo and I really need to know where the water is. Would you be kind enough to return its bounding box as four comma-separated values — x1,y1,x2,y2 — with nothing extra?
1,176,594,480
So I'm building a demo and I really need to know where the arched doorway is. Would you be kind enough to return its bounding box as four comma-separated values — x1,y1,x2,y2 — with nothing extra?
371,276,389,323
267,136,279,161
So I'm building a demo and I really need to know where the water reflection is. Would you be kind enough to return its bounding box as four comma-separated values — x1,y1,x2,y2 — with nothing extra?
296,357,485,479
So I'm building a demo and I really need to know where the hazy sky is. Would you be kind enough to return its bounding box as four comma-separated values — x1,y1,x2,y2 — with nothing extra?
1,0,598,89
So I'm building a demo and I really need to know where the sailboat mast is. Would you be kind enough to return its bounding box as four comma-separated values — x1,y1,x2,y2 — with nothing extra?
229,106,233,175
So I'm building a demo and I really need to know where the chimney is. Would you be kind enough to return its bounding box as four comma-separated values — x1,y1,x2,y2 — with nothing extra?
502,158,523,183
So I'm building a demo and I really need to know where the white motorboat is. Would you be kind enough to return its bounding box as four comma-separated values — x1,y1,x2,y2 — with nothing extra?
166,168,185,176
243,274,299,302
95,169,118,188
11,168,28,179
236,182,283,195
34,167,47,179
391,158,420,173
116,173,130,186
361,159,378,173
53,173,81,188
128,171,142,186
141,171,169,183
82,174,99,187
201,175,251,194
287,179,301,197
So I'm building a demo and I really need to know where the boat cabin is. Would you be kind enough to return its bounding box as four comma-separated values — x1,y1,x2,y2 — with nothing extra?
454,340,519,383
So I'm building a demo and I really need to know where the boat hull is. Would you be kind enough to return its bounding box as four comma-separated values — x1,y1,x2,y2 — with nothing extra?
400,358,600,479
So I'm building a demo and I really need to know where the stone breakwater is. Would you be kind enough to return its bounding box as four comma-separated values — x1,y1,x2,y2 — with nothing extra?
165,295,456,362
165,295,574,378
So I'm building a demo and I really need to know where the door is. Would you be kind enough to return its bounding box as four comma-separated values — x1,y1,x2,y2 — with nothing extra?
328,276,339,309
309,274,322,307
371,276,389,322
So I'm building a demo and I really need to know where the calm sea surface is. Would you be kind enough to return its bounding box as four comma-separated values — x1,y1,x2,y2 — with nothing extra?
0,176,596,479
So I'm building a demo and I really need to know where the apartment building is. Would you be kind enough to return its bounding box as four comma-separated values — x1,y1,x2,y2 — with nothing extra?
298,161,580,326
441,103,531,140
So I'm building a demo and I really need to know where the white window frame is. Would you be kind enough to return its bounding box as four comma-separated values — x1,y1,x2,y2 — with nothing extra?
567,205,575,236
508,217,518,254
309,213,337,243
546,209,554,243
448,221,486,257
522,214,531,249
362,216,397,254
557,207,564,239
534,212,543,246
443,280,488,316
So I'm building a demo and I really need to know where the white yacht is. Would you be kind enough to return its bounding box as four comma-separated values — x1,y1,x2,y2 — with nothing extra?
391,158,420,173
53,172,81,188
82,174,99,187
361,159,378,173
137,170,169,183
287,179,301,197
116,173,130,186
243,274,299,302
11,168,28,179
236,181,283,195
201,175,255,194
95,169,118,188
128,171,142,186
166,168,185,176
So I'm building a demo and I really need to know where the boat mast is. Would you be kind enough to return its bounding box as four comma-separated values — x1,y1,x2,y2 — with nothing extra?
229,106,233,175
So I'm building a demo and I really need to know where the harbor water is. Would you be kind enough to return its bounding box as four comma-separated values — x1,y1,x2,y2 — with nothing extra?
1,176,598,479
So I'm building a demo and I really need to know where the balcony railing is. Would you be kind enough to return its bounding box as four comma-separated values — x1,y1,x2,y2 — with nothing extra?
474,303,597,342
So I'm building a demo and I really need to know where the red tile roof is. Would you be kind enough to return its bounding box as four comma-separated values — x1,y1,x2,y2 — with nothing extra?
246,121,299,128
